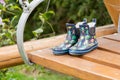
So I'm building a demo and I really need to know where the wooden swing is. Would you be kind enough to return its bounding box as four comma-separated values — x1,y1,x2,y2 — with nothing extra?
0,0,120,80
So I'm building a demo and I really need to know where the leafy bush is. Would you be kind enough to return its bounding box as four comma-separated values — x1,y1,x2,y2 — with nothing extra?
0,0,21,46
48,0,112,33
0,0,112,43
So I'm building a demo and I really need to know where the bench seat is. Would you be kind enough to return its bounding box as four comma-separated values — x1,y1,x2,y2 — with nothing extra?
28,34,120,80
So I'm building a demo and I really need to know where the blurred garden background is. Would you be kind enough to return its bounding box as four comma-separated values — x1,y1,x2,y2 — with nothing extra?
0,0,112,80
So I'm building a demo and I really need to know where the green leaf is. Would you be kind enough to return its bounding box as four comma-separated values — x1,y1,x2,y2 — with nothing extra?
39,15,45,23
10,5,21,11
39,11,55,21
32,28,43,37
0,4,3,9
2,18,10,23
10,16,17,27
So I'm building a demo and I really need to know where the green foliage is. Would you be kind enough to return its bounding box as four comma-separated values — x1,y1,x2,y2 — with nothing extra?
0,24,16,46
0,0,112,41
39,11,55,22
0,65,77,80
33,10,55,38
0,0,21,46
48,0,112,33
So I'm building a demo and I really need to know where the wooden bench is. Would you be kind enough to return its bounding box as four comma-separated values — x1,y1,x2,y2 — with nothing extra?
0,25,119,80
0,0,119,79
28,33,120,80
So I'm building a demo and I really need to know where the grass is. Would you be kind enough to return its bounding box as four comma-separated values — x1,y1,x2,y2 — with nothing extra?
0,64,79,80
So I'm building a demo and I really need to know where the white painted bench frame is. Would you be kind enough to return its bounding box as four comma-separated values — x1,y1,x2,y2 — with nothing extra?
17,0,44,65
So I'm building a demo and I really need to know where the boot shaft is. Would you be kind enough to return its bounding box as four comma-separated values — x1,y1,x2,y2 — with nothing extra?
66,23,78,41
79,19,96,40
87,19,97,43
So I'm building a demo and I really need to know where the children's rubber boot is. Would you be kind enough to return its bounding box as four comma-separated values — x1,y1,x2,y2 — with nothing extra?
52,23,80,55
69,19,98,55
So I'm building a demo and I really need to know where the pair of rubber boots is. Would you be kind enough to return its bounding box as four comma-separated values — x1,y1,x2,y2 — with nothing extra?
52,19,98,55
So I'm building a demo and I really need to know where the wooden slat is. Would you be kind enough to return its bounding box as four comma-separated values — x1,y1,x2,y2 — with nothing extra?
0,34,65,61
104,33,120,42
0,35,65,62
98,37,120,54
82,49,120,69
0,25,116,68
29,49,120,80
0,58,23,69
96,24,116,37
104,0,120,28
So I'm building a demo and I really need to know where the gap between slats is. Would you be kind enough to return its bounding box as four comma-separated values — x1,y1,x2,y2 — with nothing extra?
79,49,120,69
103,33,120,42
98,37,120,55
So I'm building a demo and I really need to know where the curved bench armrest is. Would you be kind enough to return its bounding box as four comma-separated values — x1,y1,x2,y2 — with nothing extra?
17,0,44,65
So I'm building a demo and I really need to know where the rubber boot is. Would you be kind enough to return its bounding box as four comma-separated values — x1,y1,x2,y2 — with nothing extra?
52,23,79,55
69,19,98,55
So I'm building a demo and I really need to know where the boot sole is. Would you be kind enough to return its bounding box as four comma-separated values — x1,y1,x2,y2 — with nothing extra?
69,43,98,56
52,50,69,55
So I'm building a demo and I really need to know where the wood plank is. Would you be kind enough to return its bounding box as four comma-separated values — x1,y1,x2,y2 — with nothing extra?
0,58,23,69
0,35,65,68
81,49,120,69
98,37,120,54
104,0,120,28
0,25,117,68
103,33,120,42
29,49,120,80
96,24,116,37
0,35,65,61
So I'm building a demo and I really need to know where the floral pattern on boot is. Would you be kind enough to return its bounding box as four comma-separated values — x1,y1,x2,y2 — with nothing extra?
69,19,98,55
52,23,79,55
